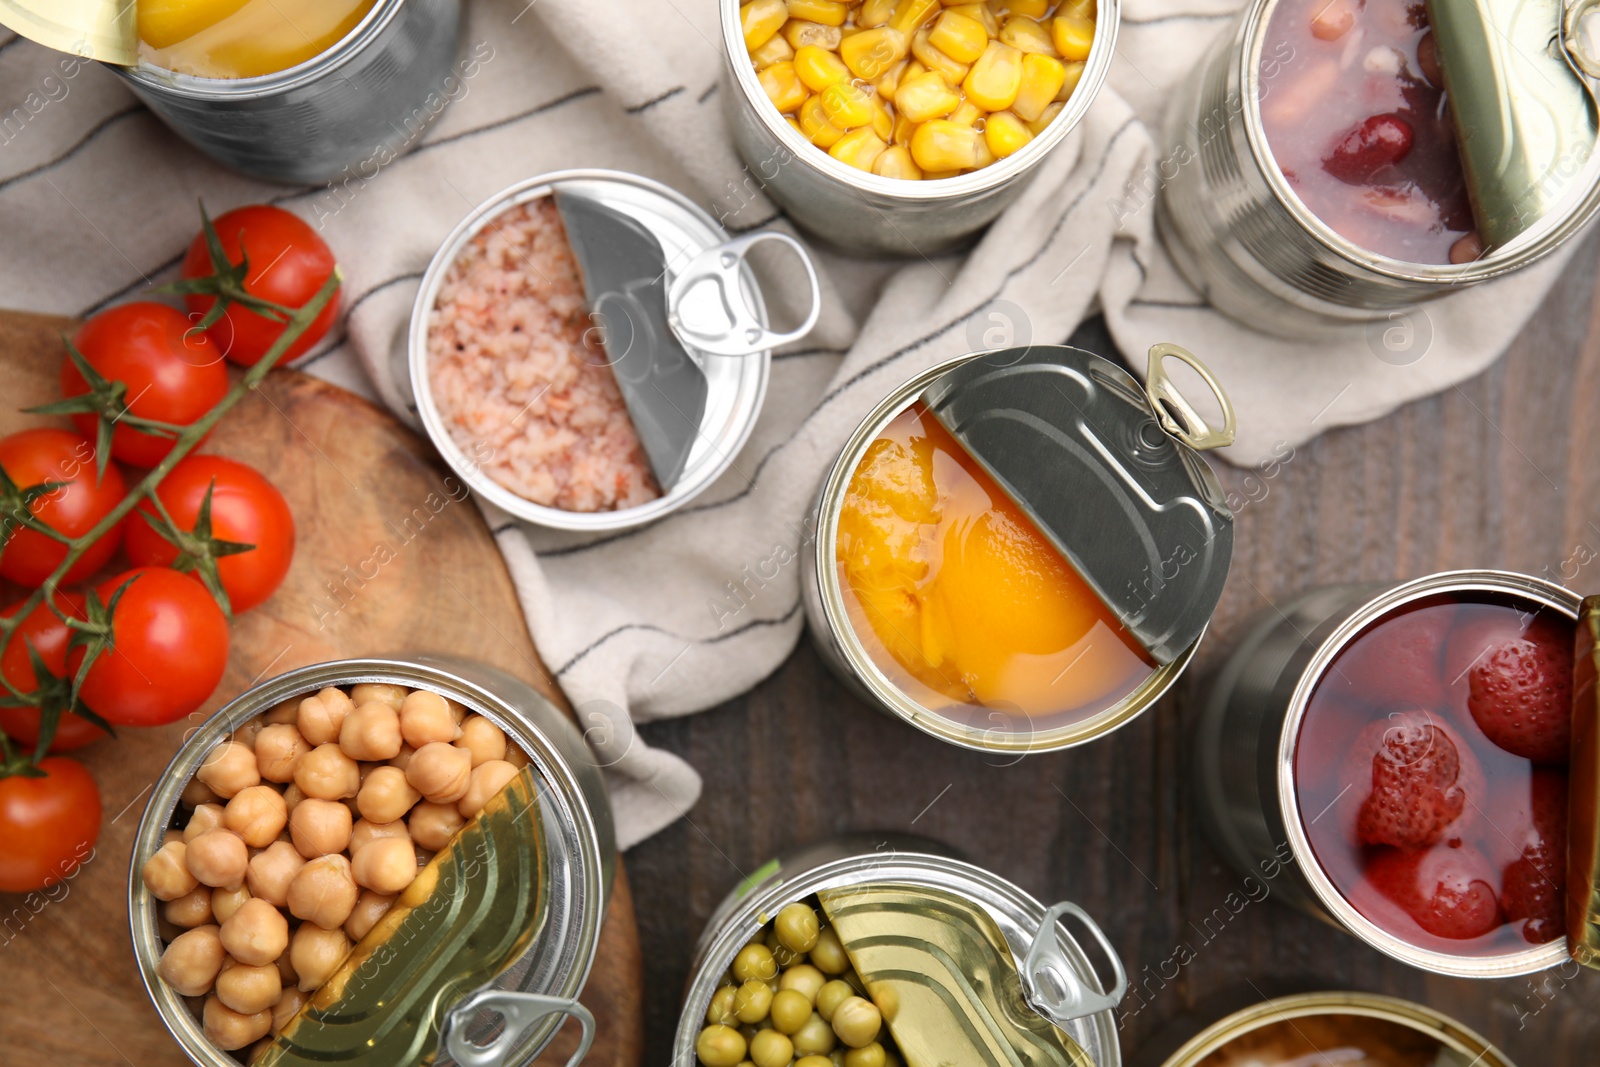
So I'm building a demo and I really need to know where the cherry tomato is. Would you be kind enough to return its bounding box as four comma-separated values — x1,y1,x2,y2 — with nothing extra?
72,567,229,727
181,206,340,366
0,429,126,587
0,756,101,893
0,595,106,751
64,302,229,468
125,456,295,613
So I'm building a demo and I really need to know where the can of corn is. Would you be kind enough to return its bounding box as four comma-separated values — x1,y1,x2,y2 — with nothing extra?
1195,569,1579,978
128,656,614,1067
719,0,1121,255
673,833,1126,1067
801,344,1235,753
111,0,462,184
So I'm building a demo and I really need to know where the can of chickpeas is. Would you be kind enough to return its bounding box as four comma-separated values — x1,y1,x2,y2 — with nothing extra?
673,834,1127,1067
720,0,1120,255
129,656,615,1067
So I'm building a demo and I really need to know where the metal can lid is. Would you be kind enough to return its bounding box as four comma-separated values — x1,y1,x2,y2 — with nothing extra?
1570,595,1600,971
920,344,1235,665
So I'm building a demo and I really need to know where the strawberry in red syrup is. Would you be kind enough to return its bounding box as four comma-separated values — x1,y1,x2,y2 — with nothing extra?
1330,607,1450,716
1322,113,1415,185
1500,768,1568,944
1366,845,1503,940
1467,615,1573,763
1354,716,1471,848
1443,610,1530,695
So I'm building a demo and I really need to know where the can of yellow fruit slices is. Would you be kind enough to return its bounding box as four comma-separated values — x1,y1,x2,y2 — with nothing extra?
718,0,1120,255
673,833,1127,1067
129,656,614,1067
112,0,462,184
801,344,1236,753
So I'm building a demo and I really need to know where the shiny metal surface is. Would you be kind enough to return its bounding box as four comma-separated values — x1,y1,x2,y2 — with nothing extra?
0,0,136,63
1194,570,1576,978
1571,596,1600,969
110,0,461,185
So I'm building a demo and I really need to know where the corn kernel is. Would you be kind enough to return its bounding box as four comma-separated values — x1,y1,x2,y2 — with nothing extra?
927,11,988,63
1051,15,1094,61
800,94,847,146
820,80,876,127
962,39,1022,110
785,114,805,135
892,110,918,144
830,127,889,170
911,25,970,82
888,0,942,34
1055,59,1084,100
783,18,843,49
787,0,849,27
1059,0,1095,18
995,0,1048,16
751,33,796,68
947,98,983,126
794,44,852,90
999,16,1055,55
973,137,997,167
894,69,961,122
759,61,809,113
840,26,909,78
873,145,923,179
871,95,894,139
743,0,789,50
1011,52,1064,120
858,0,897,27
875,58,910,98
984,109,1033,156
910,118,984,170
1026,99,1063,134
949,2,998,36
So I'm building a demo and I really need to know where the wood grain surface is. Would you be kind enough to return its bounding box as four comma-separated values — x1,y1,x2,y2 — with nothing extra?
0,312,643,1067
625,230,1600,1065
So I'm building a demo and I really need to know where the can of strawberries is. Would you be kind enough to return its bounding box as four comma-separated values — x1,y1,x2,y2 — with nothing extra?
1195,569,1581,977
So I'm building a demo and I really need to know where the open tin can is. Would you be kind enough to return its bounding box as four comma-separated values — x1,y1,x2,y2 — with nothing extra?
802,344,1235,753
129,656,614,1067
1196,569,1579,978
718,0,1120,256
673,834,1127,1067
110,0,462,184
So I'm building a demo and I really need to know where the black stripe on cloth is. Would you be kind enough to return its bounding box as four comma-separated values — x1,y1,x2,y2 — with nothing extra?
418,84,604,153
697,82,720,104
554,600,802,677
726,211,782,234
491,522,518,536
774,346,844,361
625,86,685,113
0,104,142,196
342,270,424,320
80,249,184,316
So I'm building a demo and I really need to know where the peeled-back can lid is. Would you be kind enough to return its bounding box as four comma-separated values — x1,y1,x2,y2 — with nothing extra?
1571,595,1600,970
920,344,1235,665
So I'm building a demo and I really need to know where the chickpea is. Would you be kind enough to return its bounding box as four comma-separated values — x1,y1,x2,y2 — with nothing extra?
182,776,221,807
770,988,813,1034
161,828,184,846
388,743,418,771
831,997,881,1048
696,1024,747,1067
290,923,351,992
776,903,821,954
811,928,849,975
275,949,298,985
337,702,402,761
158,924,226,996
203,994,272,1051
404,742,473,804
454,715,506,767
187,828,249,890
219,898,289,966
297,687,354,746
408,801,465,851
183,802,226,842
457,760,519,818
232,716,265,749
344,890,395,941
254,723,310,783
733,978,775,1024
733,943,778,984
197,742,261,800
349,836,417,895
706,985,739,1027
399,690,460,747
844,1043,886,1067
262,695,300,726
750,1029,794,1067
272,986,307,1032
142,840,200,900
216,960,283,1015
780,964,826,1004
356,765,421,824
225,785,289,848
504,743,530,771
289,798,353,859
294,743,360,801
246,840,307,906
350,683,407,710
287,853,359,930
349,817,408,853
213,885,252,925
792,1012,837,1057
164,885,215,928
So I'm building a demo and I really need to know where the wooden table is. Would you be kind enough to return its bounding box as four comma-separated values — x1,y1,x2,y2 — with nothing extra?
624,228,1600,1063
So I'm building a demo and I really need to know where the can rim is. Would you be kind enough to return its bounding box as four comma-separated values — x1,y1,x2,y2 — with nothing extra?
1157,990,1515,1067
1273,569,1576,977
811,346,1199,753
718,0,1122,202
406,167,771,533
1237,0,1600,284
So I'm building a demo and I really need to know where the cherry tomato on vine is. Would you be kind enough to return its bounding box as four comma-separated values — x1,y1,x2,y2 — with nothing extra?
0,756,101,893
0,595,106,751
126,456,295,613
72,567,229,727
181,205,340,366
0,429,125,587
64,302,229,468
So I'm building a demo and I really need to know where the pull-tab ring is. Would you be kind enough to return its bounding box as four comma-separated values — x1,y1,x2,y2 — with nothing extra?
444,990,595,1067
667,232,821,357
1564,0,1600,80
1022,901,1128,1027
1144,343,1236,451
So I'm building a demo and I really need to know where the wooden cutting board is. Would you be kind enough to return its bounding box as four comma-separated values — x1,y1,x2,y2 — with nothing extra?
0,311,644,1067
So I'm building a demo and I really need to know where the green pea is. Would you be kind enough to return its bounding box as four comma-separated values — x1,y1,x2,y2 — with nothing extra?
750,1029,794,1067
770,988,813,1034
810,927,849,974
706,985,739,1027
775,902,821,954
733,943,778,984
816,980,853,1022
735,979,774,1025
696,1024,747,1067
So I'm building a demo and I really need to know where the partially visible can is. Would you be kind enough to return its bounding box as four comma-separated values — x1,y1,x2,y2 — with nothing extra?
111,0,462,185
718,0,1120,256
673,834,1125,1067
1195,569,1576,978
129,656,615,1067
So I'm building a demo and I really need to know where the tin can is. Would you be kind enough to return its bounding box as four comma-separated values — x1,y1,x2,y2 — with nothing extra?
1155,0,1600,337
717,0,1120,256
1195,569,1578,977
111,0,462,185
801,345,1234,753
672,834,1126,1067
129,656,615,1067
409,168,787,534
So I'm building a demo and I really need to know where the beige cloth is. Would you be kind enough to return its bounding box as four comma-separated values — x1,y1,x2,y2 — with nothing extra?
0,0,1576,848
